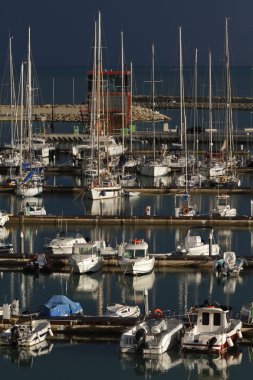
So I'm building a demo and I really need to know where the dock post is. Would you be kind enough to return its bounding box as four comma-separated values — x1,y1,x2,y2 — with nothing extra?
20,231,24,256
144,288,149,316
209,232,212,257
251,200,253,217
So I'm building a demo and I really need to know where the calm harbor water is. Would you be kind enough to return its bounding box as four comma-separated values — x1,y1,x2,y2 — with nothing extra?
1,66,253,378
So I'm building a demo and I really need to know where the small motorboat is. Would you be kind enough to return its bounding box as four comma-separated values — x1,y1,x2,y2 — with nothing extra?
0,320,53,347
105,303,141,318
0,211,9,228
120,309,184,355
176,226,220,256
181,301,243,354
23,254,52,274
68,242,104,274
214,251,246,277
0,240,13,254
118,238,155,276
240,301,253,326
44,231,87,254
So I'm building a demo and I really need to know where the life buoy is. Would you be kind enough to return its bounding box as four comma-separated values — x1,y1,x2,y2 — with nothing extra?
132,239,141,244
154,308,164,318
207,305,216,308
183,208,189,215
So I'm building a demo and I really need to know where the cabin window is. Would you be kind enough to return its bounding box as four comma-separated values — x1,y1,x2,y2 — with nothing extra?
202,312,209,325
214,313,221,326
135,249,145,258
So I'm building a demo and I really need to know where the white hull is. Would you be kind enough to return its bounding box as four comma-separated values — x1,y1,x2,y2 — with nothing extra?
16,185,43,197
119,256,155,275
186,244,220,256
45,235,87,254
68,255,103,274
0,320,52,347
86,186,122,200
0,213,9,227
120,317,183,355
139,163,169,177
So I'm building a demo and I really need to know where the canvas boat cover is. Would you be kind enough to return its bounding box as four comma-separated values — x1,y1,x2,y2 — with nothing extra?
39,295,83,317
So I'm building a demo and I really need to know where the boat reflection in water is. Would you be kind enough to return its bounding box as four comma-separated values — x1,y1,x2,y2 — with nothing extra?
119,271,155,304
69,274,99,298
0,227,10,241
120,349,182,374
83,197,124,216
182,351,242,379
120,350,242,377
0,340,53,368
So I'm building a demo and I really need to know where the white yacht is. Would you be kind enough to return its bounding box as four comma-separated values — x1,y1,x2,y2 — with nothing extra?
176,226,220,256
181,302,242,354
86,176,122,200
0,320,53,347
44,231,87,254
120,312,183,355
214,251,245,277
211,194,237,217
0,211,9,228
118,239,155,275
68,242,103,274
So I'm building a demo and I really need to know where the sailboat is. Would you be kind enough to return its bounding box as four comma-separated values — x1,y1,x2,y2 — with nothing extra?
138,44,170,177
86,13,122,200
16,28,43,198
209,19,241,189
174,27,198,216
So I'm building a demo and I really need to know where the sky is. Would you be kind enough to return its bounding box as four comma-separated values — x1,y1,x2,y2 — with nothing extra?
1,0,253,69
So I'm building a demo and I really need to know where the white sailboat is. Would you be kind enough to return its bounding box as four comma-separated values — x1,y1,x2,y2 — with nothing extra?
138,44,169,177
16,29,43,198
85,13,122,201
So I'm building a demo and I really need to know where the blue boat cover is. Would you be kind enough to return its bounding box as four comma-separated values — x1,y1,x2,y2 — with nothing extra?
39,295,83,317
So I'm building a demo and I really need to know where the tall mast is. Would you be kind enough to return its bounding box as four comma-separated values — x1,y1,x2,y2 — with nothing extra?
121,30,125,173
19,62,24,175
97,11,102,181
179,27,184,149
152,43,156,162
27,26,32,161
130,61,133,155
225,17,233,167
208,49,213,165
193,48,198,167
9,34,16,147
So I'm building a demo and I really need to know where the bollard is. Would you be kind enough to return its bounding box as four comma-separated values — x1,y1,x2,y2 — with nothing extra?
145,205,151,216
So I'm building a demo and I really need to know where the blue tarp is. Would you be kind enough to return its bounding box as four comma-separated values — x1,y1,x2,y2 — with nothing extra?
23,171,34,183
39,295,83,317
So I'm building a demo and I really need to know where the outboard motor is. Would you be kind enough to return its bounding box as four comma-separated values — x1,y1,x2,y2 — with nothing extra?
134,328,146,354
207,337,217,349
10,325,20,345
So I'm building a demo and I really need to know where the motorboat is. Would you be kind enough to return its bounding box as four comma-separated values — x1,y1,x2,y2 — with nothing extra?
0,319,53,347
39,295,83,317
68,242,104,274
176,226,220,256
44,231,87,254
19,202,46,216
240,301,253,326
214,251,246,277
120,310,184,355
138,160,170,177
124,190,140,197
0,211,9,227
174,193,198,217
23,254,52,274
211,194,237,217
181,301,243,354
105,303,141,318
118,238,155,275
0,240,13,254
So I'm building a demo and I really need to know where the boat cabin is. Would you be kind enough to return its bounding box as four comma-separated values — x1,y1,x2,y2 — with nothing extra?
195,305,229,333
123,239,148,259
72,243,99,256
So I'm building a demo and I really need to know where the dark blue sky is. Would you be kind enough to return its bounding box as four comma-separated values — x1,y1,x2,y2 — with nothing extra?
1,0,253,68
